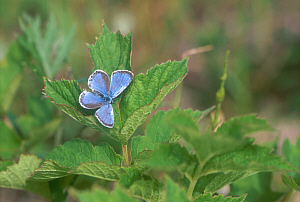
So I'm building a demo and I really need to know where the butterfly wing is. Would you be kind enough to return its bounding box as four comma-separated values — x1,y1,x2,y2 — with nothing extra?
88,70,110,96
95,103,114,128
79,91,105,109
109,70,134,99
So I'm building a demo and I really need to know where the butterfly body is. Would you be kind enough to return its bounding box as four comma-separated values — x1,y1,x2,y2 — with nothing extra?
79,70,134,128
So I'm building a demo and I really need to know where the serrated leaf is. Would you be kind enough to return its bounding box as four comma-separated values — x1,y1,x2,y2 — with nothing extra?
203,171,257,194
133,150,152,172
202,145,299,175
194,193,247,202
46,139,123,168
168,112,247,165
180,173,221,197
0,155,50,197
71,186,139,202
281,137,300,190
18,15,75,79
119,59,188,139
216,114,275,138
281,173,300,191
87,22,132,77
118,167,163,201
131,108,208,161
0,120,21,159
44,23,188,144
44,59,188,144
169,106,215,143
165,176,189,202
44,78,127,144
30,139,125,181
31,158,126,182
230,172,284,202
282,138,300,174
146,143,197,178
0,160,15,172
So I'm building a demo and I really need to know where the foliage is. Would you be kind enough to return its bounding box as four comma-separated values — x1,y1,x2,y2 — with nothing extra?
0,18,299,202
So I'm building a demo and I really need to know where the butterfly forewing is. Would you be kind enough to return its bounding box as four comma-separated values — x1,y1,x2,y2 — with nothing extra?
88,70,110,96
79,91,105,109
95,103,114,128
109,70,134,99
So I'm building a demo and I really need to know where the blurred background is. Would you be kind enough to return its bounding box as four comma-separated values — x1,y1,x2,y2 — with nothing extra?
0,0,299,200
1,0,299,118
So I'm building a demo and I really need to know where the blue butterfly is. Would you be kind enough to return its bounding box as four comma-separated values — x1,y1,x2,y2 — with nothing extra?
79,70,134,128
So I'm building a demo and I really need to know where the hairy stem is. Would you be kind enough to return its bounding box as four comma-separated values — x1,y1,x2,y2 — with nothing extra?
187,178,197,200
122,144,130,166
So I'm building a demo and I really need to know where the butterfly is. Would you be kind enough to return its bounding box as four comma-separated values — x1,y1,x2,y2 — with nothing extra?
79,70,134,128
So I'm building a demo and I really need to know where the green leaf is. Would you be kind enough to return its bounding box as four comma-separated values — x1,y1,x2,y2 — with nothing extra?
44,23,188,144
146,143,197,178
0,154,50,197
202,145,299,175
282,137,300,174
0,160,15,172
194,193,247,202
118,167,163,201
71,186,139,202
168,112,246,165
203,171,257,194
0,41,25,114
87,22,132,77
18,15,75,79
165,176,189,202
281,173,300,191
180,173,222,197
169,106,215,143
281,137,300,190
44,59,188,144
0,120,21,160
21,119,62,152
216,114,275,138
30,139,125,181
133,150,152,172
44,78,127,144
119,58,188,139
230,172,283,202
131,108,208,161
46,139,123,167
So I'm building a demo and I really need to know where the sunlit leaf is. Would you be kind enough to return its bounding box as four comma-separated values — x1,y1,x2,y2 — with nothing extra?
131,107,210,161
88,22,132,77
216,114,275,138
194,193,247,202
30,139,125,181
0,155,50,197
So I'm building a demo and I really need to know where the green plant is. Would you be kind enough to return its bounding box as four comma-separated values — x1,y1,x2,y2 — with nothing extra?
0,20,299,202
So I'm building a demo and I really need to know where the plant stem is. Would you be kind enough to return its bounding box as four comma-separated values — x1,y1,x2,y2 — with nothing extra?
122,144,130,166
173,82,183,108
281,189,294,202
212,49,230,131
187,178,197,200
49,179,67,202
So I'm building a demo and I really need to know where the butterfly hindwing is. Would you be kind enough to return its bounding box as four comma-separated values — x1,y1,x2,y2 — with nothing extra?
109,70,134,99
88,70,110,96
95,103,114,128
79,91,105,109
